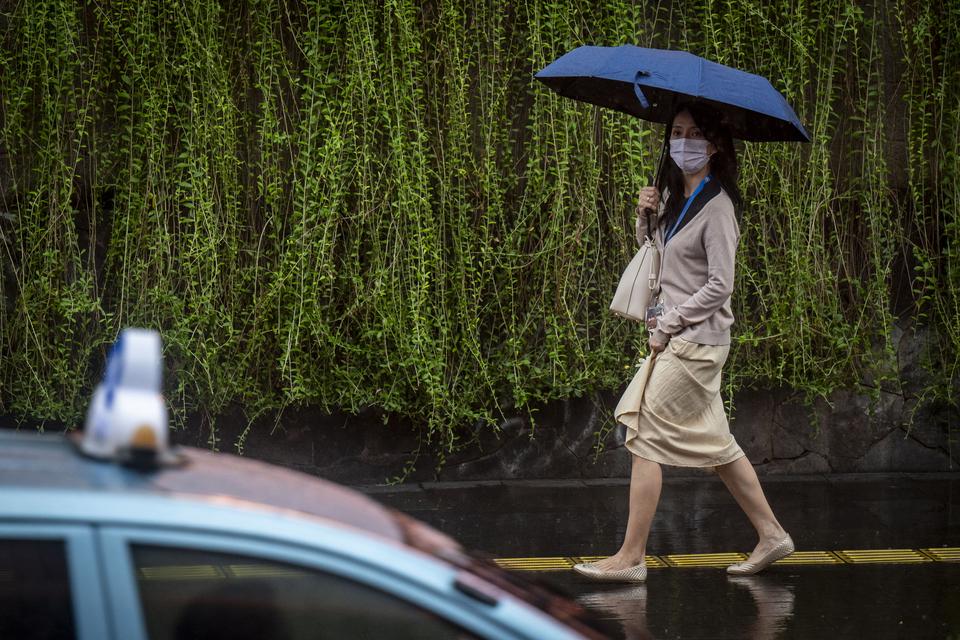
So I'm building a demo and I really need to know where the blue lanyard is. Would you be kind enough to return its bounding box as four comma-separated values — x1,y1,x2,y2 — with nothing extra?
664,175,712,245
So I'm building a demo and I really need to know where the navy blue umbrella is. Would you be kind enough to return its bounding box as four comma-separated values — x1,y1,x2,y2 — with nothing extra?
535,45,810,142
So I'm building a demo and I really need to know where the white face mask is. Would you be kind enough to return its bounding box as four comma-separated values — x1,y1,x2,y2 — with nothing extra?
669,138,714,174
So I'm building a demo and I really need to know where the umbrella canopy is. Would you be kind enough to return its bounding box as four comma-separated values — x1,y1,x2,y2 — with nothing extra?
535,45,810,143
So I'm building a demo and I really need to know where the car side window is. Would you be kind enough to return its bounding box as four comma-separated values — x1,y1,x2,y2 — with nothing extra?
131,545,481,640
0,539,76,640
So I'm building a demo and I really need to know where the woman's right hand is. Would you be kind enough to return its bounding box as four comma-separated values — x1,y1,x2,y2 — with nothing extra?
648,332,668,353
635,186,661,217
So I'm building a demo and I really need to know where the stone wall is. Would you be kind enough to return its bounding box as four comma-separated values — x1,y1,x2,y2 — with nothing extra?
2,323,954,484
164,324,955,484
163,382,954,486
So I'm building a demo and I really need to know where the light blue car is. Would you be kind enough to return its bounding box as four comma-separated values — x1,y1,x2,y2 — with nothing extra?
0,429,604,640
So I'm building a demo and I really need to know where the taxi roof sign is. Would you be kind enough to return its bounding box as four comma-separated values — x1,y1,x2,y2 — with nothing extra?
81,328,174,468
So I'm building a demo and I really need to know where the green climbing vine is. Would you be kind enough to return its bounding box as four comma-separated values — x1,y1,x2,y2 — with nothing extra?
1,0,957,463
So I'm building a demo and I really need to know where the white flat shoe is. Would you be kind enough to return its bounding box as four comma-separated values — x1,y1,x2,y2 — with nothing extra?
572,561,647,583
727,534,795,575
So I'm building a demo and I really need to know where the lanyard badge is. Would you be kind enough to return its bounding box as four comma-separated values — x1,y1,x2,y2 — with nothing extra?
664,174,712,245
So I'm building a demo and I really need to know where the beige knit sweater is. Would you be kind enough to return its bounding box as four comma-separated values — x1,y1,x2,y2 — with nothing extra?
635,188,740,346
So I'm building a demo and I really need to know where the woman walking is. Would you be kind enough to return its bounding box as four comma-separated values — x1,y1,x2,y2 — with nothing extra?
574,103,794,582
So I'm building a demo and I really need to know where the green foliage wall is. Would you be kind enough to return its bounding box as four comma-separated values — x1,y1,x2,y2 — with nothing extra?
1,1,957,458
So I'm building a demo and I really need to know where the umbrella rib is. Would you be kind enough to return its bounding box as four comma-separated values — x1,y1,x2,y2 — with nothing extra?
697,57,704,100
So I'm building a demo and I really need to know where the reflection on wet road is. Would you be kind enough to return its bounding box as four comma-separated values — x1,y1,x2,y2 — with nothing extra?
367,473,960,639
538,564,960,639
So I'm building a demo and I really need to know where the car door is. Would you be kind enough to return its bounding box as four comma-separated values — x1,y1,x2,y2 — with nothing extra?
97,526,518,640
0,524,111,640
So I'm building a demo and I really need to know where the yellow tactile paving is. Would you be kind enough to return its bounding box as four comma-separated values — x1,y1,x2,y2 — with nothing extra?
139,564,309,581
493,557,575,571
835,549,932,564
496,547,959,571
572,555,606,563
772,550,844,565
129,548,960,581
139,564,225,581
572,555,668,568
920,547,960,562
227,564,308,579
663,552,748,568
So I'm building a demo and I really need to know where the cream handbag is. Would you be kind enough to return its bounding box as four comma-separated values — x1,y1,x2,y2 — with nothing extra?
609,235,660,322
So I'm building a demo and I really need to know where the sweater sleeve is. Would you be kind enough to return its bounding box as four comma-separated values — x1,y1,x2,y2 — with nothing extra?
656,208,739,337
635,211,659,246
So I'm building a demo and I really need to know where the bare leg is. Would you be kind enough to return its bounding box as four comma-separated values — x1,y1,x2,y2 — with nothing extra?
593,455,662,570
715,456,788,561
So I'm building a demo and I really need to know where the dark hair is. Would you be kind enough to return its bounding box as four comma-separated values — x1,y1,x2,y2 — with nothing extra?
654,102,742,227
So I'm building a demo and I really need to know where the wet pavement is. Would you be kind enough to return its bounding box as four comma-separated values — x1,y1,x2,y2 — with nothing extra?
363,472,960,639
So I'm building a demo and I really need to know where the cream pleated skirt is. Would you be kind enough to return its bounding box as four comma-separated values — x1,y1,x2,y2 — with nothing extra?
615,337,744,467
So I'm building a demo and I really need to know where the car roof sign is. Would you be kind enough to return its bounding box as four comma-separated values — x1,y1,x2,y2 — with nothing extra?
80,328,178,470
